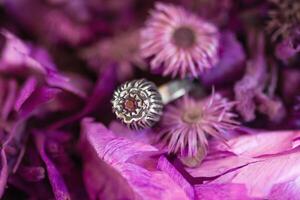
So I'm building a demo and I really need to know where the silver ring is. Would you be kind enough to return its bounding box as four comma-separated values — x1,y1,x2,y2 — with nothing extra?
111,79,194,129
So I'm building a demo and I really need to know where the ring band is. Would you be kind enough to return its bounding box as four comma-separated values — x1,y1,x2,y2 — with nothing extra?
111,79,194,129
158,79,194,104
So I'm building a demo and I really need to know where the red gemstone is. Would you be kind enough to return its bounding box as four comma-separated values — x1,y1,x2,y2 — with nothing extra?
124,98,136,112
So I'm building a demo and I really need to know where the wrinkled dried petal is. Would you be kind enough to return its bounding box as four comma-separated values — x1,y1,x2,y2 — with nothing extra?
80,118,190,200
35,132,71,200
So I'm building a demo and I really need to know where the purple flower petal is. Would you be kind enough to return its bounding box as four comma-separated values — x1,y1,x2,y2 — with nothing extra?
0,150,8,198
35,132,71,200
227,130,300,157
269,177,300,200
211,149,300,198
234,32,285,122
18,86,60,117
195,184,251,200
0,79,17,121
187,130,300,198
157,156,195,199
186,153,257,178
275,39,300,61
200,31,245,86
48,64,117,129
46,71,88,99
80,118,190,200
0,30,47,74
14,77,38,112
108,120,155,145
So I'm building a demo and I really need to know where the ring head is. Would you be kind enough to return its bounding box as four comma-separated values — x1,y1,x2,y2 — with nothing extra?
112,79,163,130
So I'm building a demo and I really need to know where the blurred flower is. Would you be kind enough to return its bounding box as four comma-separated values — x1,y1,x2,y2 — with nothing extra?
200,31,246,87
267,0,300,45
140,2,219,78
267,0,300,61
33,130,87,200
48,64,117,130
234,32,286,122
275,36,300,61
280,68,300,104
4,0,94,46
0,30,86,198
80,30,145,81
79,118,191,199
180,0,233,27
158,94,238,167
187,130,300,199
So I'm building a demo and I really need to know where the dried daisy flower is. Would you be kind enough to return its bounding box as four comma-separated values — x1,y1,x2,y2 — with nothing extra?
140,3,219,78
158,93,238,166
267,0,300,46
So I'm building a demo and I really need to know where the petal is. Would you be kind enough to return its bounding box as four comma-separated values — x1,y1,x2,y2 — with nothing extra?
211,149,300,198
18,86,60,117
35,132,71,200
109,121,155,145
195,183,252,200
81,118,157,164
200,31,245,86
227,130,300,157
0,149,8,198
157,156,195,199
186,153,258,178
14,77,37,112
268,177,300,200
80,118,190,200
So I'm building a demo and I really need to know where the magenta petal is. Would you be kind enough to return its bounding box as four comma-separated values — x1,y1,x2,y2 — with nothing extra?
186,154,257,178
211,149,300,198
0,150,8,198
268,178,300,200
157,156,195,199
82,150,135,200
35,132,71,200
119,164,190,200
227,131,300,157
81,64,117,114
81,118,157,164
18,86,60,117
200,31,245,86
109,121,155,145
275,39,300,61
0,30,47,74
187,130,300,179
1,79,17,120
14,77,37,112
195,184,251,200
48,64,117,130
46,71,87,99
187,130,300,198
81,118,190,200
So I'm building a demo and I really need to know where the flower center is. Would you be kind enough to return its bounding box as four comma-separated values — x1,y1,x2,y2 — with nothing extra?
182,110,202,124
172,26,196,48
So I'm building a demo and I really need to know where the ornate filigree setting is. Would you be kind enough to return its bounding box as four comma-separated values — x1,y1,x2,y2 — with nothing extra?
112,79,163,129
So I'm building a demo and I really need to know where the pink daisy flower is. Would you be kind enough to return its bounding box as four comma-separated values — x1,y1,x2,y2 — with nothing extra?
158,94,238,165
140,3,220,78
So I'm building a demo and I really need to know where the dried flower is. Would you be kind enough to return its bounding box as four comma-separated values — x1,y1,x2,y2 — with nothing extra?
234,31,286,122
80,30,145,81
0,30,87,199
267,0,300,46
140,3,219,78
158,94,238,161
